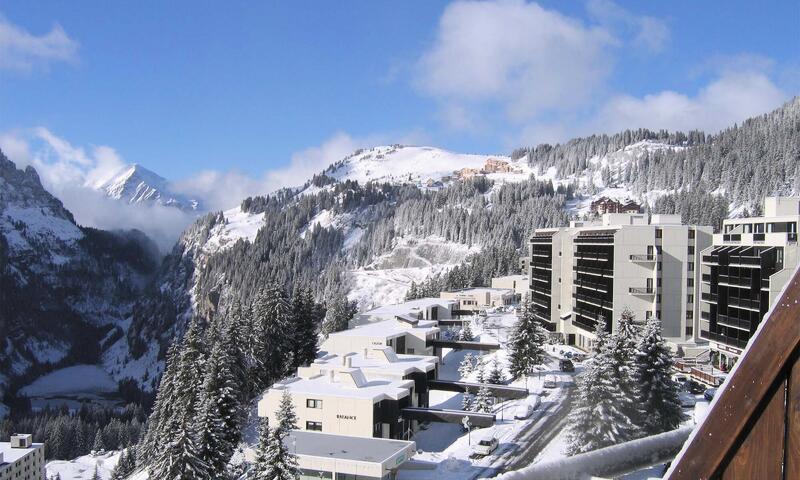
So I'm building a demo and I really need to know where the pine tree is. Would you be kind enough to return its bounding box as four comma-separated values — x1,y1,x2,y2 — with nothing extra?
565,337,639,455
292,287,320,369
275,389,298,436
193,347,230,478
90,466,100,480
111,448,137,480
474,384,493,413
461,388,474,411
606,309,644,432
475,364,486,384
592,317,609,354
508,294,548,380
321,297,356,337
488,358,505,384
459,321,474,341
458,353,475,378
251,285,295,390
149,420,211,480
633,317,685,435
93,429,106,453
249,419,299,480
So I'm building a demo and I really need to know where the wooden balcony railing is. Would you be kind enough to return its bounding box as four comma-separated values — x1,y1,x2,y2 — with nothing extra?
666,265,800,480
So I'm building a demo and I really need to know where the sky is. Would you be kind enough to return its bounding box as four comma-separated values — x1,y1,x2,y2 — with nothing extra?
0,0,797,242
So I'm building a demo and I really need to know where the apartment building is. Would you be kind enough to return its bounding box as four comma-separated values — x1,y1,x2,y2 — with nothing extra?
529,213,712,350
699,197,800,370
490,274,529,299
322,316,441,357
439,287,515,312
0,434,44,480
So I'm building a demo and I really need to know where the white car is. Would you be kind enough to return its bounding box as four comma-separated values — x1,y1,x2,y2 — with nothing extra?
471,434,499,456
679,392,697,408
543,375,558,388
514,403,533,420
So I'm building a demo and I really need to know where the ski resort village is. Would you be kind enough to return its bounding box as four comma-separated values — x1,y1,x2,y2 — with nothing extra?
2,3,800,479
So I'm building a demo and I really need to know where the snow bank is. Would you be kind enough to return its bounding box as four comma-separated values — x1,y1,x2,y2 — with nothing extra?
20,365,117,397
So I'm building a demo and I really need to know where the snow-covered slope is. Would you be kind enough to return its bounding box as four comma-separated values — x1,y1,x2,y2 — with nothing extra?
94,164,201,212
321,145,533,187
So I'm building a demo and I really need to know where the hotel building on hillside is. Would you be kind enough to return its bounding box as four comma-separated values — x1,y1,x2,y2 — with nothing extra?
258,348,439,441
699,196,800,370
0,434,44,480
438,287,515,312
529,213,712,350
322,316,440,357
353,298,456,327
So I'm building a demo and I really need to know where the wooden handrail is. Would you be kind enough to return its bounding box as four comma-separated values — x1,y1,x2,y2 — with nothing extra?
666,266,800,479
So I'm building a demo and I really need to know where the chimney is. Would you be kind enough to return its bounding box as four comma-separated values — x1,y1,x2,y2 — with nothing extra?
346,357,352,368
341,356,347,366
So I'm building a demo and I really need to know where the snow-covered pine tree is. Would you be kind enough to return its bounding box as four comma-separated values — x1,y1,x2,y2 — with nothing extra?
461,387,474,411
292,286,321,369
149,419,211,480
488,358,505,384
137,344,180,461
475,364,486,384
633,317,685,435
564,339,639,455
321,297,356,337
508,294,548,379
111,448,136,480
251,284,294,389
606,309,644,433
459,321,474,341
249,418,299,480
193,343,234,477
592,317,609,354
474,384,493,413
92,429,106,452
276,389,299,436
458,353,475,378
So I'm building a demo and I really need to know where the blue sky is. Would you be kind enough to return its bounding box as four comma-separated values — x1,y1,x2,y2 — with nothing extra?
0,0,797,209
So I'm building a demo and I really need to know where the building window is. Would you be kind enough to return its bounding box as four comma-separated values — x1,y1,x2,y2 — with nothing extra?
656,228,662,239
688,262,694,272
657,278,662,287
687,294,694,304
686,310,694,320
657,262,662,271
687,278,694,287
687,245,695,254
306,421,323,431
686,325,694,336
306,399,323,409
688,229,695,239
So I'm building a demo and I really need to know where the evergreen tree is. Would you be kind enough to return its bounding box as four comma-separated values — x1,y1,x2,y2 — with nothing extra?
292,287,321,368
606,309,643,432
592,317,609,354
458,353,475,379
565,338,639,455
475,364,486,384
193,345,232,478
275,389,299,436
90,466,100,480
633,317,685,435
461,388,474,411
93,429,106,452
149,420,211,480
321,297,356,337
249,419,299,480
111,448,137,480
251,285,295,390
474,384,493,413
459,321,474,342
508,294,548,380
488,358,505,384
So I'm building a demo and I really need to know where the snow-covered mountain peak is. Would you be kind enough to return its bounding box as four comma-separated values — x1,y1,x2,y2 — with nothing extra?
96,163,202,212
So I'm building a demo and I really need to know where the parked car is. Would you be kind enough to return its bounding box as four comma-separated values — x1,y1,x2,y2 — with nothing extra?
543,375,558,388
704,388,718,401
514,403,533,420
679,392,697,408
559,359,575,372
684,380,706,394
674,375,688,384
471,434,499,456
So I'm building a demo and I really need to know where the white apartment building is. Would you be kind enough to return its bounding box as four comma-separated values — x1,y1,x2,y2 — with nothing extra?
699,196,800,369
529,213,712,350
0,434,44,480
490,274,529,298
353,298,456,327
322,316,440,357
439,287,515,312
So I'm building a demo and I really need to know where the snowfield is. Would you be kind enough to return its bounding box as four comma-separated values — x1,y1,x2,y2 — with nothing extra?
20,364,117,397
202,207,265,254
47,451,121,480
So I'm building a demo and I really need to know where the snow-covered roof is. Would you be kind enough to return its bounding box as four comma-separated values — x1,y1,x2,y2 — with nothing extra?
270,369,413,401
364,298,457,317
329,318,439,339
285,430,415,464
442,287,514,296
0,441,43,465
311,348,438,377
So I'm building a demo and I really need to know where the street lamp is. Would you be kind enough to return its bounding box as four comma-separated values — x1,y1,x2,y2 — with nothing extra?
462,416,472,445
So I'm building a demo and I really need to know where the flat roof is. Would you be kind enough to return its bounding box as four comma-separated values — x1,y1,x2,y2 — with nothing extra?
315,349,437,376
364,298,456,316
285,430,414,465
272,371,412,401
442,287,514,295
329,318,439,339
0,442,43,465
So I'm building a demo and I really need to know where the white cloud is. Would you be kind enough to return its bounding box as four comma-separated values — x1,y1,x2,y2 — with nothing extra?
586,0,669,53
415,0,615,124
0,14,77,71
594,70,788,134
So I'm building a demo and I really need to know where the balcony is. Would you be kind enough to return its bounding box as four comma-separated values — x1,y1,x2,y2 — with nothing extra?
702,273,712,283
701,292,718,303
575,252,610,261
573,292,607,308
629,287,655,295
702,254,719,264
716,314,751,331
728,296,760,311
629,254,656,262
573,265,611,276
718,275,753,288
